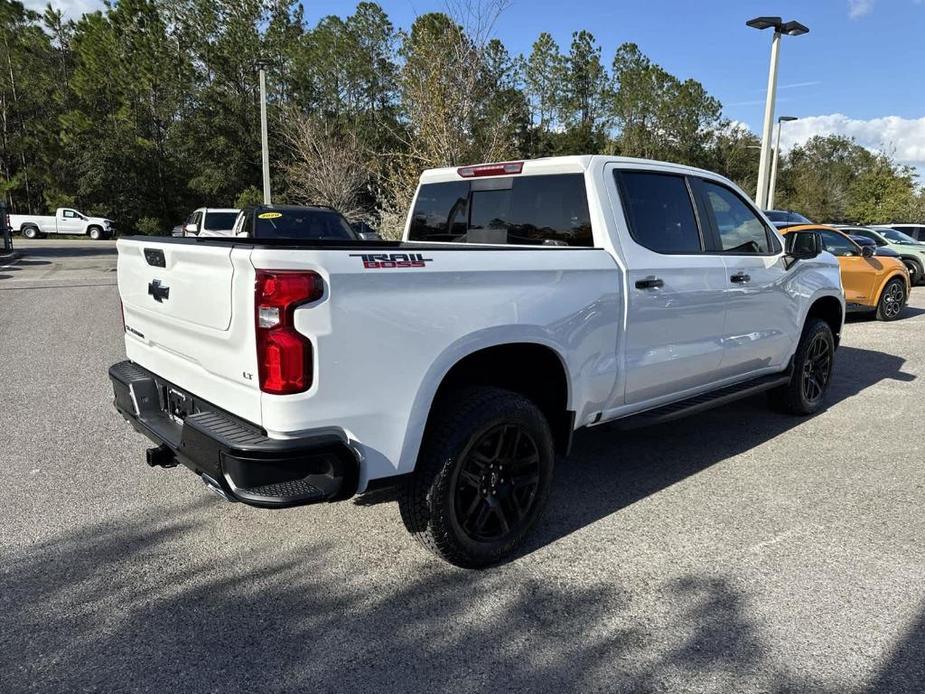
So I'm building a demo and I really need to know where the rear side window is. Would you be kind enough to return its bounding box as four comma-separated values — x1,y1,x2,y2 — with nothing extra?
699,181,774,254
408,174,593,246
204,211,239,231
615,171,701,253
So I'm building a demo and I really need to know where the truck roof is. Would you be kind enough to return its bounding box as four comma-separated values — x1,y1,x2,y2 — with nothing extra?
418,155,723,184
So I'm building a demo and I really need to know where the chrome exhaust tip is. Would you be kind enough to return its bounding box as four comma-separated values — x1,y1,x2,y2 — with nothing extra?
201,473,236,502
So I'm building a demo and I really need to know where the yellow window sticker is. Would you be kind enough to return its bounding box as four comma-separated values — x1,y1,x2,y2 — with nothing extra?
258,211,283,219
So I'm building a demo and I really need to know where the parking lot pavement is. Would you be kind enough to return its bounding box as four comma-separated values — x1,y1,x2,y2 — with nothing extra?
1,242,923,693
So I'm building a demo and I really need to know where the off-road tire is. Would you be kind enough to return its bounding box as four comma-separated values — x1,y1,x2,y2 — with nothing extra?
768,318,835,416
876,277,906,321
399,386,555,569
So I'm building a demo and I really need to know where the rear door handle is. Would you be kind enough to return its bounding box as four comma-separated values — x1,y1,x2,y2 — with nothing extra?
730,273,751,283
635,276,664,289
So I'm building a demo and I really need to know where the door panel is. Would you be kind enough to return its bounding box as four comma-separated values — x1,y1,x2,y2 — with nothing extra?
718,255,796,375
624,261,728,403
608,166,728,405
693,178,795,376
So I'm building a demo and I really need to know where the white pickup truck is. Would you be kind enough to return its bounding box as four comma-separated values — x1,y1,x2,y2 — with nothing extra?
108,155,844,568
12,207,114,240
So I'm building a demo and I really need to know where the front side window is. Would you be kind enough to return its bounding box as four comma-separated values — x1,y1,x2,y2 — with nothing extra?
700,181,773,254
819,230,860,257
882,229,919,244
63,210,77,219
408,174,593,247
615,171,701,253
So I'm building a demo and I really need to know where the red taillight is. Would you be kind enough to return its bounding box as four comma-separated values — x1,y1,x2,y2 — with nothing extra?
255,270,323,395
457,161,523,178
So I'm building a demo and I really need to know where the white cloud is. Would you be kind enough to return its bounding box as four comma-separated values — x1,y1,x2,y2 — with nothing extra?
23,0,102,20
849,0,876,18
777,113,925,180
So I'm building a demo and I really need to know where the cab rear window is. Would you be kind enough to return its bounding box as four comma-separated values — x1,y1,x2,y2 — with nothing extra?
409,174,593,246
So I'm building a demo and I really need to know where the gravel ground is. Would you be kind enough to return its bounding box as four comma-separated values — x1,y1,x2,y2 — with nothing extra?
1,240,923,693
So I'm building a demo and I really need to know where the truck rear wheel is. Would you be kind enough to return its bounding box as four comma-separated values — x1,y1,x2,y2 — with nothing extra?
22,225,39,239
768,318,834,416
399,386,554,568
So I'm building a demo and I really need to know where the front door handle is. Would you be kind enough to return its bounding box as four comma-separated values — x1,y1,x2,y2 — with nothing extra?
635,276,664,289
730,273,751,283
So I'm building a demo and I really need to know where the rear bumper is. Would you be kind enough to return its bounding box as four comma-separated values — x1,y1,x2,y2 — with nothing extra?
108,360,359,507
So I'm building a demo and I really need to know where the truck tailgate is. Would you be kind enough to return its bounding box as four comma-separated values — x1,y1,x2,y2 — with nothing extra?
117,239,261,424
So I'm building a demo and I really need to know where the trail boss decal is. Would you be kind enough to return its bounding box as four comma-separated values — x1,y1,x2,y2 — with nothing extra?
349,253,433,269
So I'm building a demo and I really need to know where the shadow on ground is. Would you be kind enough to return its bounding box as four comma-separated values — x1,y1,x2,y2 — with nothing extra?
1,346,915,692
517,345,913,558
0,497,845,693
14,243,116,259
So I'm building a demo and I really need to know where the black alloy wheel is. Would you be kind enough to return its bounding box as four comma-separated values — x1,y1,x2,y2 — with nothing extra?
451,423,541,543
801,331,833,405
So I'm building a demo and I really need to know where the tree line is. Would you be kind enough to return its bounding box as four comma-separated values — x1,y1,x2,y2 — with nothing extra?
0,0,921,236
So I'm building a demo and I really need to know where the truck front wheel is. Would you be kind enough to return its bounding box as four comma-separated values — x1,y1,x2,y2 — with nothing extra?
768,318,835,416
399,386,555,568
88,226,103,240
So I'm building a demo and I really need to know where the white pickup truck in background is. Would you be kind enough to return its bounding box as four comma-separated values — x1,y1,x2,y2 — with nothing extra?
12,207,114,240
174,207,240,237
108,155,844,568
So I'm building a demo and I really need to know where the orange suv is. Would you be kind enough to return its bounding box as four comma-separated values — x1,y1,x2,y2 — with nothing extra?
783,225,909,321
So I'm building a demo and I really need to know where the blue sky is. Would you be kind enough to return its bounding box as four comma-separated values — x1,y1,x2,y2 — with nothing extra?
37,0,925,176
300,0,925,177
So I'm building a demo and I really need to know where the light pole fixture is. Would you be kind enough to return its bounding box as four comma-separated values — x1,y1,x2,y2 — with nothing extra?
256,60,271,205
747,16,809,210
767,116,798,210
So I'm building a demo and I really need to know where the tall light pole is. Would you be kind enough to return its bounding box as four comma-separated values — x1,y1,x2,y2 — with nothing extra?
767,115,797,210
257,61,271,205
747,16,809,210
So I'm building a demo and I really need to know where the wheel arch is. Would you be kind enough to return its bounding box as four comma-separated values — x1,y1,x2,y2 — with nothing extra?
805,294,844,349
874,270,910,306
399,337,575,477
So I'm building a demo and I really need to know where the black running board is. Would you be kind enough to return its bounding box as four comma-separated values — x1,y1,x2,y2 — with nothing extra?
611,372,791,430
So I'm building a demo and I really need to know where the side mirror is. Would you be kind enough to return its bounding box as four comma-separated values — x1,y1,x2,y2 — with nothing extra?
785,231,821,260
861,245,874,258
184,223,199,235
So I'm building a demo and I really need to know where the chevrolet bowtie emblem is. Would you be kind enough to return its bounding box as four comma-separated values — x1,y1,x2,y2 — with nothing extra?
148,279,170,302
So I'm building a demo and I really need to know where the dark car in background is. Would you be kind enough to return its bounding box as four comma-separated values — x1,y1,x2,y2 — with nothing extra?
764,209,813,229
233,204,358,241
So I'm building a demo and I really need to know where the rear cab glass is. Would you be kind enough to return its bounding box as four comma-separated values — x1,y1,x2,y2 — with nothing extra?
408,173,593,246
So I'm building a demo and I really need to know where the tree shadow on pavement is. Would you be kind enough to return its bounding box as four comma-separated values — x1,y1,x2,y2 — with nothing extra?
1,497,847,693
519,345,914,558
866,601,925,693
15,244,117,259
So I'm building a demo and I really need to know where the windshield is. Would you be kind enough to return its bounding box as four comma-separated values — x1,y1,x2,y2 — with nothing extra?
766,210,811,224
203,211,239,231
882,229,920,244
252,208,356,240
